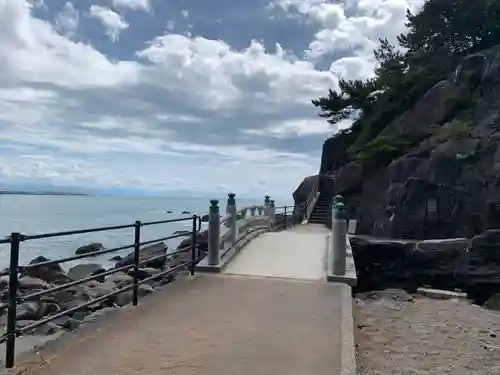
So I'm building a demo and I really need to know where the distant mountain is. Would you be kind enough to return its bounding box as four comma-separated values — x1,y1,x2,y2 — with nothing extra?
0,190,88,196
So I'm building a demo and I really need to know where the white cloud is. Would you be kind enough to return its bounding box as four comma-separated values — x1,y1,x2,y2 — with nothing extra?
273,0,425,61
0,0,422,199
89,5,129,42
54,1,79,38
112,0,151,12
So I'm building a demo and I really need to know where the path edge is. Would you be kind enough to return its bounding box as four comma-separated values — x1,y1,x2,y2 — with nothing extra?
340,283,357,375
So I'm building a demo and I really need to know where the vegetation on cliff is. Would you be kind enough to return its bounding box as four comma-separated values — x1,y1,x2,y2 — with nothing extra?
313,0,500,171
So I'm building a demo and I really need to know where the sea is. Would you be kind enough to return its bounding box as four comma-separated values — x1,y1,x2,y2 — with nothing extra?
0,194,290,271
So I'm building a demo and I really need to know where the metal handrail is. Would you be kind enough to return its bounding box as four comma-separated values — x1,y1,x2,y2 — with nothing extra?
1,214,201,369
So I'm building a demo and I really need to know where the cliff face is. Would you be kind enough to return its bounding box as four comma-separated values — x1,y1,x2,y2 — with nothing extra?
319,44,500,239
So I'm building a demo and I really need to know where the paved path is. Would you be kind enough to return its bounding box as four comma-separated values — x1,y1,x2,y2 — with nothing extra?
225,224,330,281
12,274,342,375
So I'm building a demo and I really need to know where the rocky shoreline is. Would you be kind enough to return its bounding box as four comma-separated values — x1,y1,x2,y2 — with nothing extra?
0,230,209,338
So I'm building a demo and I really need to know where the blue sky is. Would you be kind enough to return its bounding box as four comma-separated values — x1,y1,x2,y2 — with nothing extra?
0,0,425,199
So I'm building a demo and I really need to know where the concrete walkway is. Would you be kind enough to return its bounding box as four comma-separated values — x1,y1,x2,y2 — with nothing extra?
225,224,329,281
11,274,342,375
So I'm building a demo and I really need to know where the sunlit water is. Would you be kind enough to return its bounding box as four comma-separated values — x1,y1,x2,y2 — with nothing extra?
0,194,278,270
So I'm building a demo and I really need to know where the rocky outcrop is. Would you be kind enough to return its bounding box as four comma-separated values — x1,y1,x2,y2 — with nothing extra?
116,242,168,269
316,44,500,240
293,175,318,206
351,229,500,304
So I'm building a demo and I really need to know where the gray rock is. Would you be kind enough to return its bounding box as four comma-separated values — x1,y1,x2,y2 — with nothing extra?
67,264,106,282
16,320,60,335
16,302,44,320
116,242,168,269
82,307,118,323
104,272,133,288
485,293,500,310
51,315,81,331
75,243,104,255
127,267,159,280
109,255,123,261
115,284,154,306
24,256,70,285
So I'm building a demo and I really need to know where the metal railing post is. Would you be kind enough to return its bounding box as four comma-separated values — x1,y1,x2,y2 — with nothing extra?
208,200,220,266
190,215,197,275
284,206,287,229
250,206,256,217
5,232,21,369
132,221,141,306
227,193,237,248
332,199,347,275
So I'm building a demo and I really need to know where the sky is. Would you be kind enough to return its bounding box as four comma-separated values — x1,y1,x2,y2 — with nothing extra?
0,0,425,199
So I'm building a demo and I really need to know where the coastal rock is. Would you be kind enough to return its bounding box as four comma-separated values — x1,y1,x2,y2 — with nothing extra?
293,175,318,207
109,255,122,261
17,320,60,335
0,275,49,292
24,256,70,285
350,233,500,304
116,242,168,269
177,230,208,253
311,44,500,240
171,230,191,236
200,214,209,222
104,272,133,288
127,267,159,280
16,302,44,320
68,264,106,282
75,243,104,256
115,284,154,306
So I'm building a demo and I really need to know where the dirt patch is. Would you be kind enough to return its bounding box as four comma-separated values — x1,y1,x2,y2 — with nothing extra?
354,292,500,374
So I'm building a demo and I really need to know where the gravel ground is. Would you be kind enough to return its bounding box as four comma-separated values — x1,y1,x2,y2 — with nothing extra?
354,290,500,375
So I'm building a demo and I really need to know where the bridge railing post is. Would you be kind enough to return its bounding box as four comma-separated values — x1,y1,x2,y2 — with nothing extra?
208,199,220,266
270,200,276,225
264,195,271,216
227,193,237,248
250,206,256,217
332,196,347,275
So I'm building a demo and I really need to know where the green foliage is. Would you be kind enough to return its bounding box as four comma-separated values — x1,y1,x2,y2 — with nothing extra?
312,0,500,172
354,136,414,170
436,119,474,140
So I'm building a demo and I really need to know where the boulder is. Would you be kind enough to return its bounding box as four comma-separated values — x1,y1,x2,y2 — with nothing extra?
0,275,49,291
16,302,44,320
350,233,500,305
109,255,122,261
310,45,500,240
16,320,60,335
67,264,106,282
75,243,104,255
485,293,500,310
24,256,70,285
116,242,168,269
104,272,133,288
115,284,154,306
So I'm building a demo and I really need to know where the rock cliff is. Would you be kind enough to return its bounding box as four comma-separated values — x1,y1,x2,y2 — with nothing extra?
318,44,500,240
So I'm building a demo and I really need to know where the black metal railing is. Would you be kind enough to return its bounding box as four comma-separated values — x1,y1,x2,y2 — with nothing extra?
272,202,305,231
0,214,203,369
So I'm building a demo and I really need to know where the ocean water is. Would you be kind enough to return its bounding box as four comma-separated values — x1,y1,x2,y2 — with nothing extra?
0,194,277,270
